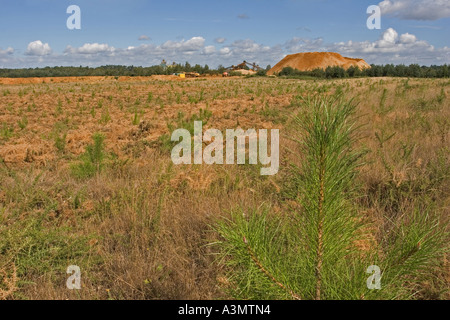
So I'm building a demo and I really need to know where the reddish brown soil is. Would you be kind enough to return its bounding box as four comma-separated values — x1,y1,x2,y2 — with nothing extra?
0,77,284,167
267,52,371,75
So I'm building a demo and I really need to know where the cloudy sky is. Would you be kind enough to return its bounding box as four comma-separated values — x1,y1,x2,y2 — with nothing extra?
0,0,449,68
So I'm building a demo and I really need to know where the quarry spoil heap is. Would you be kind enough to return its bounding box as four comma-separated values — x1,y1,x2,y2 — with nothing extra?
267,52,370,75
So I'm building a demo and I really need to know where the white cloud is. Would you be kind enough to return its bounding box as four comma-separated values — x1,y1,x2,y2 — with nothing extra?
399,33,417,43
25,40,52,56
381,28,398,43
378,0,450,20
1,30,449,69
203,45,216,55
161,36,205,52
219,47,231,55
325,28,447,64
138,35,150,41
231,39,263,53
0,47,14,55
377,27,399,47
64,43,115,55
215,37,226,44
285,37,324,53
0,47,14,65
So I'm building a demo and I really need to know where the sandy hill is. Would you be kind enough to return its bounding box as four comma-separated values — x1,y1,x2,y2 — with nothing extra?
268,52,370,75
234,69,257,75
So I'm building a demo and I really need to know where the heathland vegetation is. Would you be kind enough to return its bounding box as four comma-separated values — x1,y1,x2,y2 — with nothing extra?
0,76,448,299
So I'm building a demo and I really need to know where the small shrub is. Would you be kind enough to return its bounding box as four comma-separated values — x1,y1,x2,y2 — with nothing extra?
17,116,28,130
54,134,67,153
71,133,106,178
147,92,153,103
100,108,111,125
215,95,448,300
0,124,14,140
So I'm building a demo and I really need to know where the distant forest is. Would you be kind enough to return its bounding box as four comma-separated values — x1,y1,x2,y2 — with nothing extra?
278,64,449,79
0,63,213,78
0,63,448,78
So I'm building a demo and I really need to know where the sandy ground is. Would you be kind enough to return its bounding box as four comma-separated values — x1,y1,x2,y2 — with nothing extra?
268,52,370,75
0,76,286,167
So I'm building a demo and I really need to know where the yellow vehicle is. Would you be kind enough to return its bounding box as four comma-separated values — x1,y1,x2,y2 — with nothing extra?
173,72,199,78
185,72,200,78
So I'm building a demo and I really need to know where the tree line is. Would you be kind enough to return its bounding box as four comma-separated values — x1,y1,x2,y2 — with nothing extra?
0,63,448,78
277,64,449,79
0,63,213,78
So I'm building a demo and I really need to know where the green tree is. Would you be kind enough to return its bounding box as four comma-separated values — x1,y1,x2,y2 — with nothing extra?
216,96,448,300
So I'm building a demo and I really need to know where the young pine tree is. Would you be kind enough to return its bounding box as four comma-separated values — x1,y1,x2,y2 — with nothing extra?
215,96,448,300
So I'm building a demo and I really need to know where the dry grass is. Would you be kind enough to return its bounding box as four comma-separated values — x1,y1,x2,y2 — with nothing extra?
0,264,17,300
0,76,448,299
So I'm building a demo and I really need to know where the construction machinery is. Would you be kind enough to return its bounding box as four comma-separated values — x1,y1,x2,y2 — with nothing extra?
173,72,200,78
225,60,262,71
185,72,200,78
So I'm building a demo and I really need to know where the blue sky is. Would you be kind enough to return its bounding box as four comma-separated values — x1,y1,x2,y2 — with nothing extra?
0,0,449,68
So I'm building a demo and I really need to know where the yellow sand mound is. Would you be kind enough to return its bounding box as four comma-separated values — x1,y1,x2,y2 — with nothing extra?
268,52,370,75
